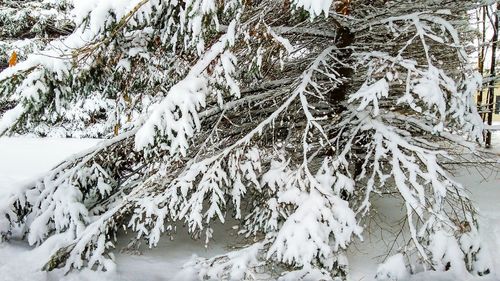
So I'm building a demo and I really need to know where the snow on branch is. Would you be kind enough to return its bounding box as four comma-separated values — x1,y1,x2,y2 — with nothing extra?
292,0,334,19
134,22,238,154
0,1,494,279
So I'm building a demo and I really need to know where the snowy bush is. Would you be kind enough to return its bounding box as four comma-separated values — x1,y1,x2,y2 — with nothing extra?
0,0,495,279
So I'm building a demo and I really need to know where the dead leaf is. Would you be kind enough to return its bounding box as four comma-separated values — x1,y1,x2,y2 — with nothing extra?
114,123,121,136
336,0,351,15
8,51,17,67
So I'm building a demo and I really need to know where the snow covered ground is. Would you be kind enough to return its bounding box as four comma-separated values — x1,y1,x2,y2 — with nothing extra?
0,135,499,281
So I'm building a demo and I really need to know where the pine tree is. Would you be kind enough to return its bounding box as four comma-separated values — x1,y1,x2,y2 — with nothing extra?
0,0,73,124
0,0,494,279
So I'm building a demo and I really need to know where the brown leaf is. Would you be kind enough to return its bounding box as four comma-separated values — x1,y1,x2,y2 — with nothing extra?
8,51,17,67
114,123,121,136
336,0,351,15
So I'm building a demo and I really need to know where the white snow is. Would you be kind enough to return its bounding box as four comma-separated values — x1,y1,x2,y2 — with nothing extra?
0,135,499,281
292,0,333,19
0,104,24,136
0,137,100,195
375,253,409,281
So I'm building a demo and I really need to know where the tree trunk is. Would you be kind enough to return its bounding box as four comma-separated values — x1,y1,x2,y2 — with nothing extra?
485,3,498,148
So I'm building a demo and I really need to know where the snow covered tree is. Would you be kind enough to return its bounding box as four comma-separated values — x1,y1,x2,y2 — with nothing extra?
0,0,73,120
0,0,495,279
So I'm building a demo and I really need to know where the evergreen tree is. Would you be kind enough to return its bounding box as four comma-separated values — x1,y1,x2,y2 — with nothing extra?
0,0,73,124
0,0,494,279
